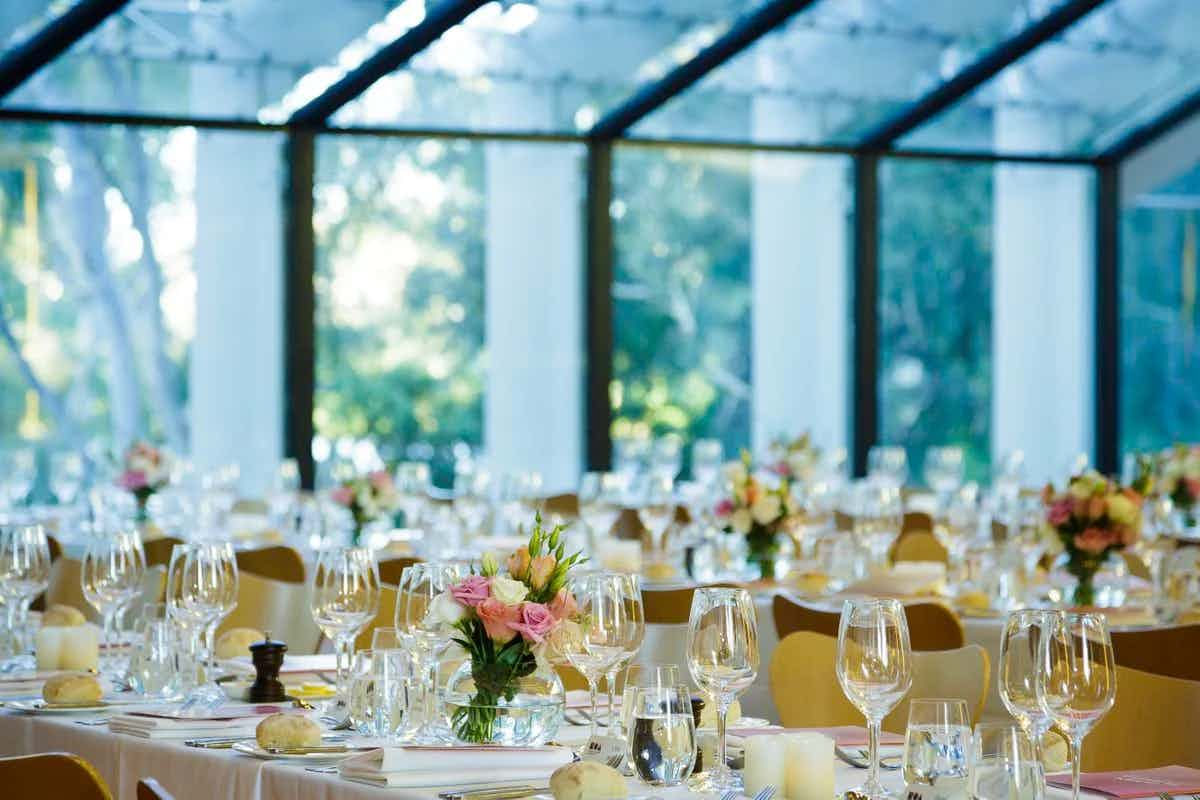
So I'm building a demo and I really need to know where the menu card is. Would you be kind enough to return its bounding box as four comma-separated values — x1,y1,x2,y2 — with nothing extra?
1047,765,1200,798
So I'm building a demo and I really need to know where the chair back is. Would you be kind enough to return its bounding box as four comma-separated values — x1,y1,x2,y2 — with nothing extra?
354,584,398,651
643,583,740,625
773,594,964,651
884,642,990,731
770,631,862,728
235,545,305,583
891,531,947,564
143,536,184,567
0,753,112,799
137,778,175,800
218,571,321,653
47,534,62,561
378,556,422,587
1083,666,1200,770
543,493,578,518
1119,550,1152,581
1110,624,1200,682
901,512,932,536
232,499,268,515
611,508,643,540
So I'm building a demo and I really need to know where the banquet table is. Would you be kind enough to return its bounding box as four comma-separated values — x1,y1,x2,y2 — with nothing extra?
0,707,1122,800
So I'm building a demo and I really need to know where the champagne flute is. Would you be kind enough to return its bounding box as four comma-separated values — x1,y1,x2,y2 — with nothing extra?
0,524,51,662
311,545,381,700
603,573,645,737
82,530,145,670
999,609,1055,762
566,573,632,744
1036,612,1116,800
685,587,759,793
837,598,913,800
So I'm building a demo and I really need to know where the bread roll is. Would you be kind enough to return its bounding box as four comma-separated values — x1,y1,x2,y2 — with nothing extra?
42,672,103,705
550,761,627,800
215,627,264,659
255,713,321,749
42,604,87,627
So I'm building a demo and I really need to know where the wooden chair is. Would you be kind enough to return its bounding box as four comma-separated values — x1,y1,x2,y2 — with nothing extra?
611,508,644,541
891,530,948,564
378,556,422,587
543,493,579,518
770,631,989,733
235,545,305,583
143,536,184,567
1119,550,1152,581
232,498,268,515
773,594,964,651
137,778,176,800
354,585,398,651
218,571,322,653
643,584,740,625
1083,666,1200,770
902,511,933,536
0,753,112,799
1109,624,1200,682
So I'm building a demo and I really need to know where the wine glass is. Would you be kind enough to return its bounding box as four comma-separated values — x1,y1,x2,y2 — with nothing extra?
636,475,675,554
168,542,237,711
193,543,238,683
602,573,645,736
82,530,145,670
868,446,908,487
578,472,623,542
971,723,1044,800
1036,612,1116,800
0,524,51,662
395,462,431,528
851,482,904,567
396,561,461,739
924,446,964,498
998,610,1056,763
311,545,381,700
50,452,86,507
685,587,759,793
453,465,492,536
613,436,649,487
837,598,913,800
566,573,632,744
0,447,36,509
690,439,723,489
651,435,683,483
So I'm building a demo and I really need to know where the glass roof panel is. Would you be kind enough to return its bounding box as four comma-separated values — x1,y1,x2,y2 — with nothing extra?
901,0,1200,157
2,0,397,120
0,1,67,53
329,0,755,133
628,0,1070,146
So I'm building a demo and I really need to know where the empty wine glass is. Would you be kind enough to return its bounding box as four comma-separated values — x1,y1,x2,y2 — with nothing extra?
50,452,86,507
311,545,381,700
194,543,238,683
453,465,492,536
0,447,36,509
851,482,904,567
396,462,431,528
627,682,696,786
690,439,723,489
1036,612,1116,800
602,573,645,736
685,587,759,793
82,530,145,671
999,610,1056,764
578,472,623,542
636,475,675,554
396,561,461,739
613,437,649,486
971,723,1044,800
837,598,913,800
167,542,237,712
651,435,683,483
924,446,965,498
566,573,632,744
868,446,908,487
0,524,51,662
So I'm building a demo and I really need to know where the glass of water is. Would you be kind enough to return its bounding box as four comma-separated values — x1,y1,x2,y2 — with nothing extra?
128,617,179,699
902,698,971,790
620,664,681,740
626,684,696,786
971,723,1044,800
349,649,417,740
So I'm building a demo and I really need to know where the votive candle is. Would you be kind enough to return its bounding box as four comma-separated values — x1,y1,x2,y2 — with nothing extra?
742,735,786,797
784,732,835,800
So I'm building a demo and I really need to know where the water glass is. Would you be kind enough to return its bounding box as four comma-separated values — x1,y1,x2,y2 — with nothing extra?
621,664,682,740
129,617,178,698
971,723,1044,800
349,649,416,739
372,626,403,650
627,684,696,786
902,699,971,790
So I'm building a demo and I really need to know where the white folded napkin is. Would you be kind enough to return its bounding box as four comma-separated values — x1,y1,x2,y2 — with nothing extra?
339,745,574,788
845,561,946,597
107,703,295,739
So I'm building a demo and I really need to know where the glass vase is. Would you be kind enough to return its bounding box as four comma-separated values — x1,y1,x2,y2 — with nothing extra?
444,658,565,746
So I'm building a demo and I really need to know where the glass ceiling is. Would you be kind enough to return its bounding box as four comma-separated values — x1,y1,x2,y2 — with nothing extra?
630,0,1072,146
0,0,1195,159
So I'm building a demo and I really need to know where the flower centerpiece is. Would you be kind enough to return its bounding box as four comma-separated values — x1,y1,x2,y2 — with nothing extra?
117,441,171,522
433,514,585,745
1154,445,1200,527
329,470,399,544
1043,470,1142,606
768,432,821,483
714,454,795,580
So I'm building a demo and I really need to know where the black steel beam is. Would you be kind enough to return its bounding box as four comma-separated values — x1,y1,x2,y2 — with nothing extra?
585,142,614,471
289,0,489,126
1095,162,1119,475
0,0,129,101
858,0,1112,150
284,131,317,489
589,0,819,140
852,154,880,477
0,105,288,131
1099,87,1200,163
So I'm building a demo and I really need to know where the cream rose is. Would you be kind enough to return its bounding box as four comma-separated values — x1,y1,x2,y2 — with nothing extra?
751,493,781,526
730,509,753,534
1106,493,1138,527
426,590,468,626
490,575,529,606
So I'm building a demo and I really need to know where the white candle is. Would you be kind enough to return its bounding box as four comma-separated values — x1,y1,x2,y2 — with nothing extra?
783,732,835,800
743,735,786,798
57,625,100,671
35,627,62,671
597,539,642,574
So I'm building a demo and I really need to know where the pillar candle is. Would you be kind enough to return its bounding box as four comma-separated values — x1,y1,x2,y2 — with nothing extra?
35,626,62,671
783,732,835,800
743,735,786,797
58,624,100,671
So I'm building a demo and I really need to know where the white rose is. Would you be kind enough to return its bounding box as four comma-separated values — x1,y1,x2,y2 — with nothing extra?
425,591,467,626
723,460,747,484
730,509,753,535
751,494,781,526
1106,493,1138,527
490,575,529,605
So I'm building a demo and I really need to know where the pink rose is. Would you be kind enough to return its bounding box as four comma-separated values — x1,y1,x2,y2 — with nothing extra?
769,461,791,478
529,554,556,591
508,602,557,643
714,499,734,518
476,598,521,644
330,486,355,506
450,575,492,608
368,470,393,491
118,470,148,491
1074,527,1114,555
548,589,578,621
1185,478,1200,502
1046,498,1074,527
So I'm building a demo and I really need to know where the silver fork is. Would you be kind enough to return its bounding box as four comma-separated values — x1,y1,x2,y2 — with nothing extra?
752,784,777,800
719,791,737,800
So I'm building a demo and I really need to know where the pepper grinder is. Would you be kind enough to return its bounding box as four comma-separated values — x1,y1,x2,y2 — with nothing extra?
247,632,287,703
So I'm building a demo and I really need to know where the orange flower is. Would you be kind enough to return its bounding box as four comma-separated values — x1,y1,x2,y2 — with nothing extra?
476,598,521,644
507,546,531,580
529,554,556,591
